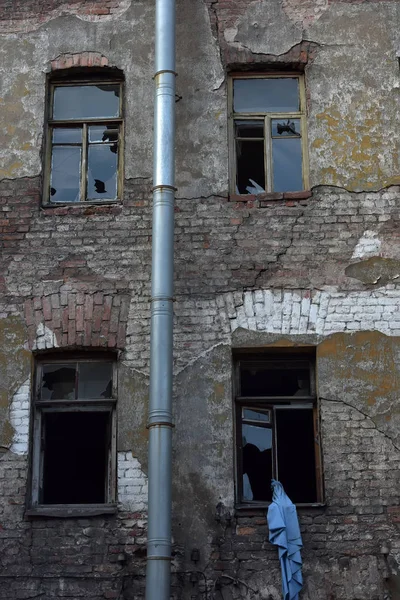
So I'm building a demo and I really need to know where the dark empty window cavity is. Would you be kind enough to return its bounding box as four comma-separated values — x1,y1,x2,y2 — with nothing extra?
31,357,116,509
43,411,110,504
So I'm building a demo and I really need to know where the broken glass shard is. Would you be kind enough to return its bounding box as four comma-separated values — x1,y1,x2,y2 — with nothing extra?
272,118,301,137
78,362,113,399
89,125,119,144
41,364,77,400
243,408,270,423
87,145,117,199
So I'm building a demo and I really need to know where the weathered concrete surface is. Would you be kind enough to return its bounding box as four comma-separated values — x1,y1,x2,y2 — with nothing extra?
0,316,30,449
318,331,400,450
346,257,400,286
0,0,400,598
212,0,400,192
172,344,234,569
0,7,153,181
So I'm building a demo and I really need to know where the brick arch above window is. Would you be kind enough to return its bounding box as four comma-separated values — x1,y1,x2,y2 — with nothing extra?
24,291,130,350
50,52,110,72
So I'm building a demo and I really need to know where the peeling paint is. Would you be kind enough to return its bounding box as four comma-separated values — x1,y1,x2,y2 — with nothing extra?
0,1,132,34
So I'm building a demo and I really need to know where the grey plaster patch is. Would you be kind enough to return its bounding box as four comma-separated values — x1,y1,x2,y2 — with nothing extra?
345,257,400,286
0,5,153,181
175,0,226,197
234,0,303,56
172,344,234,568
117,363,149,473
0,1,132,33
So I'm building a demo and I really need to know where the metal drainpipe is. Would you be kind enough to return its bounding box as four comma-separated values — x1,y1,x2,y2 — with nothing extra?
145,0,176,599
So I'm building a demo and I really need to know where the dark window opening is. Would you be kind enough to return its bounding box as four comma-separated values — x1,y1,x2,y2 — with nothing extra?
231,75,307,194
276,408,317,503
45,79,123,204
43,412,110,504
236,356,321,505
31,356,117,510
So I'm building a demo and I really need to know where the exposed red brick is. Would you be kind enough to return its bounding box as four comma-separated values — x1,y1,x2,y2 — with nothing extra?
283,190,312,200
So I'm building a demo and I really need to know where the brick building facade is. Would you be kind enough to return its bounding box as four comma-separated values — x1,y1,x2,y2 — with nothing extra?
0,0,400,599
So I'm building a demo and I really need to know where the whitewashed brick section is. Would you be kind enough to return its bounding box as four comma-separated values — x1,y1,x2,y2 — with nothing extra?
223,287,400,336
352,230,382,259
9,378,31,455
118,451,148,512
32,323,59,350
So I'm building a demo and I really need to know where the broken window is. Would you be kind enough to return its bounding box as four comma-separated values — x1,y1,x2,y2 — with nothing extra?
235,355,323,505
44,78,123,204
30,355,117,512
229,75,308,194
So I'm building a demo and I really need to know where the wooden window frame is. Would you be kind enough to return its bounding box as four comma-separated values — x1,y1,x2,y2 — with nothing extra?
234,355,324,508
43,78,124,206
228,73,309,195
27,354,117,517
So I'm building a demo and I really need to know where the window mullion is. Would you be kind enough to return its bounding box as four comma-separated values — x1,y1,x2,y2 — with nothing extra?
81,124,88,202
31,409,42,507
265,116,272,193
272,406,279,483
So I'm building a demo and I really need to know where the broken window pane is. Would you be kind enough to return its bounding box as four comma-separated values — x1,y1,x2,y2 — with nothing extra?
236,139,265,194
272,118,301,137
87,145,118,199
50,146,81,202
235,120,264,139
53,85,120,120
89,125,119,144
243,408,271,423
242,424,272,501
52,127,82,144
276,408,317,503
42,411,109,504
240,363,310,396
272,137,303,193
233,78,299,113
78,363,113,399
41,364,77,400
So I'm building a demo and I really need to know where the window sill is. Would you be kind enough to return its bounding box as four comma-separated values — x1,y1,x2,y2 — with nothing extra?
229,190,312,204
26,503,118,518
40,201,123,216
235,502,326,515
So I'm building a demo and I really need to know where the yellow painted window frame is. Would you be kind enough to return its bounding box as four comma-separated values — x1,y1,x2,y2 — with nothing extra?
43,79,124,205
228,73,309,194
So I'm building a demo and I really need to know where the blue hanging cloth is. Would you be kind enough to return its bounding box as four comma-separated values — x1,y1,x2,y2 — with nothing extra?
267,480,303,600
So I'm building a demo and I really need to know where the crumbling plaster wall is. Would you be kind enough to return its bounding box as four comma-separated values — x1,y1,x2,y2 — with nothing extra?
1,0,400,598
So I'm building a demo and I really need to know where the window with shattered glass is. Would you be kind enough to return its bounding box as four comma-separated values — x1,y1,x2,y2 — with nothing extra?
234,355,323,506
44,79,123,204
229,75,308,194
30,355,117,513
